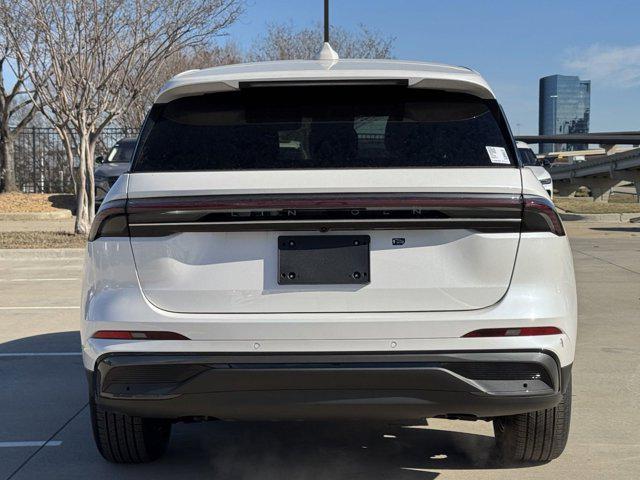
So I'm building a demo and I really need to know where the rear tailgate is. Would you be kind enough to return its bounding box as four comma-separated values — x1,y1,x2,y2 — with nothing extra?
127,168,522,314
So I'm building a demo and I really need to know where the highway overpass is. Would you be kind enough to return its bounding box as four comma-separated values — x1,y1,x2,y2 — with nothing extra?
516,133,640,146
514,131,640,201
549,147,640,201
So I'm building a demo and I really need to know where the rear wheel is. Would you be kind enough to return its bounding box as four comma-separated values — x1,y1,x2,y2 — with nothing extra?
493,378,572,464
90,401,172,463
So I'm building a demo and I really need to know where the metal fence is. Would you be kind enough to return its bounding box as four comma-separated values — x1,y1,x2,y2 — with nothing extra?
13,127,137,193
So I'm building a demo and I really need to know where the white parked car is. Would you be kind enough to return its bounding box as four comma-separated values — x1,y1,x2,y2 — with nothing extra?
82,58,576,465
517,141,553,198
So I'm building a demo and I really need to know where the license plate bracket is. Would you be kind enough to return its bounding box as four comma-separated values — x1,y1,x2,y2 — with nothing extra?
278,235,370,285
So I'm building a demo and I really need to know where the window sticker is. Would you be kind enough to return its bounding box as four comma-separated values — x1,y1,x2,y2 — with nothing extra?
485,146,511,164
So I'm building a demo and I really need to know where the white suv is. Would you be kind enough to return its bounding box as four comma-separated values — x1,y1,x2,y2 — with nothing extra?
517,141,553,198
82,59,576,465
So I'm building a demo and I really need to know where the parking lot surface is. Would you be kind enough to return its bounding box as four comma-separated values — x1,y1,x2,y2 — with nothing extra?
0,223,639,479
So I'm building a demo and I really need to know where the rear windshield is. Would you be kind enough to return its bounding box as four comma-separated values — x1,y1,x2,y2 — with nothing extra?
132,86,516,172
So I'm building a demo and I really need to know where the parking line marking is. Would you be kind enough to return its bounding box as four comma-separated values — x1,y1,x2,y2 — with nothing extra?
9,265,82,270
0,352,81,357
0,306,79,310
0,441,62,448
5,404,86,479
0,278,79,282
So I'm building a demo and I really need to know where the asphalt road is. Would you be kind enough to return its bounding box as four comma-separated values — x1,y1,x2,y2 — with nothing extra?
0,222,638,479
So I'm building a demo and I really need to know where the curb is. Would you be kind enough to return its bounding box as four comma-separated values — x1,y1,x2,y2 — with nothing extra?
621,213,640,222
0,248,84,259
0,211,73,221
560,212,640,222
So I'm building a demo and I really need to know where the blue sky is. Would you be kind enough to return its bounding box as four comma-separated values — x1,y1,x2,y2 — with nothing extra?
227,0,640,135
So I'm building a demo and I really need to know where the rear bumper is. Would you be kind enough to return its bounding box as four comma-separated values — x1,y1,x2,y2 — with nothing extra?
90,351,571,422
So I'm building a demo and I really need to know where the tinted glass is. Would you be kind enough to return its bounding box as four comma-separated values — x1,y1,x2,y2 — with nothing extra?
106,143,135,163
132,86,515,172
518,148,539,166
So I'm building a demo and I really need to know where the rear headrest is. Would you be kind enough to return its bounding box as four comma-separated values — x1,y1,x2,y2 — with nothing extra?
235,127,280,168
384,120,417,158
309,123,358,165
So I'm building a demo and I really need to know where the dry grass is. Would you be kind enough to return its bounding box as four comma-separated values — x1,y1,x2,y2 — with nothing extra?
609,193,638,203
555,197,640,214
0,193,75,213
0,231,86,249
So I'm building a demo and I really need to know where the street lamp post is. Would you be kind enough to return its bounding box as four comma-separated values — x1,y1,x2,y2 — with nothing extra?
550,94,558,152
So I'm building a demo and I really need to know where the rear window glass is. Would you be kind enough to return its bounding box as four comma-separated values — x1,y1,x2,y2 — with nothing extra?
132,86,515,172
518,147,539,166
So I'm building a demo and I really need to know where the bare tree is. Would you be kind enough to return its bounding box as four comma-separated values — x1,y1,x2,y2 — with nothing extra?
0,37,40,192
247,22,395,61
117,42,243,131
2,0,244,234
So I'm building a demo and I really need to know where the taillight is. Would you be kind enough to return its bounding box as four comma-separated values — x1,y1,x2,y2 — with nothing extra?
92,330,189,340
521,195,565,236
88,199,129,241
462,326,562,338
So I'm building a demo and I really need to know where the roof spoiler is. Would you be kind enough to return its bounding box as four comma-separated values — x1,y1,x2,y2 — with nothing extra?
156,76,494,103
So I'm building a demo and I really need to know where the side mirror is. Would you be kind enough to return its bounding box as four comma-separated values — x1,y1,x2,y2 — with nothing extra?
543,159,552,167
95,155,104,164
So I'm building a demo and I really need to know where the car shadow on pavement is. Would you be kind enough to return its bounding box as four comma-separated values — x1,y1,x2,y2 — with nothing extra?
0,330,81,354
156,420,511,479
590,226,640,233
1,332,533,478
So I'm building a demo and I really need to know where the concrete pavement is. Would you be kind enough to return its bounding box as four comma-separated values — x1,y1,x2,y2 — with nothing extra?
0,225,639,479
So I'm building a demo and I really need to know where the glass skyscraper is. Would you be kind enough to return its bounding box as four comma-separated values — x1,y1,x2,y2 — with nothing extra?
539,75,591,153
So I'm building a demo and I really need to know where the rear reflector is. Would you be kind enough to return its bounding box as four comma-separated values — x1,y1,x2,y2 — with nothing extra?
462,326,562,338
92,330,189,340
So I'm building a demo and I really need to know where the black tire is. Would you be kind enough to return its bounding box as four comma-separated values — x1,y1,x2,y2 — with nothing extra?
90,401,172,463
493,378,572,464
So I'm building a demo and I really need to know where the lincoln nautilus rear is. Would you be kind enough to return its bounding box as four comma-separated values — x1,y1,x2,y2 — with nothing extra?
82,59,576,464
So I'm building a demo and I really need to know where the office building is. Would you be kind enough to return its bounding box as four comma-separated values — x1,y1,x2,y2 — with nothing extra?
539,75,591,153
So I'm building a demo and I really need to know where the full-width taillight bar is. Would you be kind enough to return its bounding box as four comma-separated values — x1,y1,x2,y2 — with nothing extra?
88,193,566,241
126,193,522,212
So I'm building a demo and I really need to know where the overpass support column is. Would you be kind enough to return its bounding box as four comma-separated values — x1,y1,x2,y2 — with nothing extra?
587,178,620,202
635,181,640,203
592,185,611,202
554,181,579,197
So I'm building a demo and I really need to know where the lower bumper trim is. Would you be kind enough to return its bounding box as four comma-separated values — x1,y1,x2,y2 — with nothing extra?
91,351,568,421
